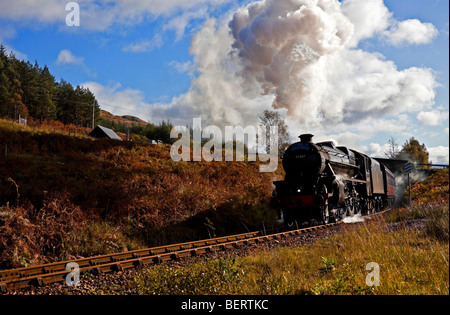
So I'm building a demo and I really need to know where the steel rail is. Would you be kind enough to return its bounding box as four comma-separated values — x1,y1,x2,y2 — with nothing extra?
0,230,261,292
0,224,337,293
2,215,387,294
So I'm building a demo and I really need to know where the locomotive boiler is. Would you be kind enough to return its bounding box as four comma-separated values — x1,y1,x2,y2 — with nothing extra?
272,134,396,226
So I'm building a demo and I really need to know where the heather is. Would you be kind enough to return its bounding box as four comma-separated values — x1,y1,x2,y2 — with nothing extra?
0,119,280,268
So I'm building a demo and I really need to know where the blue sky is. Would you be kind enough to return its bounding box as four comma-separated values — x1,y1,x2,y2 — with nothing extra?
0,0,448,163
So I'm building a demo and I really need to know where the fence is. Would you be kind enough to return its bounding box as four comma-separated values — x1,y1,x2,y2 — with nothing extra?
415,164,449,170
18,115,27,126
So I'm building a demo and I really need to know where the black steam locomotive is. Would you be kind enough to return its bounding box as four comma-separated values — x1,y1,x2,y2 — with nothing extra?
272,134,396,226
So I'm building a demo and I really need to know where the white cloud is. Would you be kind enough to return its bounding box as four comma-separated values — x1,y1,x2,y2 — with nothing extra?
168,60,194,75
56,49,84,65
442,22,449,37
309,51,437,125
55,49,95,76
81,81,192,124
364,142,394,159
123,34,163,53
0,0,232,32
341,0,438,47
0,43,27,60
341,0,392,47
353,140,449,165
357,142,449,165
428,146,450,164
417,110,449,126
386,19,439,46
0,0,65,24
81,81,151,120
0,25,27,60
163,7,209,41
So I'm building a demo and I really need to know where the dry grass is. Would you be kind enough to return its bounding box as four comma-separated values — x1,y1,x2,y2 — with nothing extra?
240,220,448,295
130,217,449,295
388,169,449,242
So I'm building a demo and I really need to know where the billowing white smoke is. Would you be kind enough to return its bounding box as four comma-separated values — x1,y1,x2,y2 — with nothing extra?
151,0,437,132
229,0,354,124
151,17,275,126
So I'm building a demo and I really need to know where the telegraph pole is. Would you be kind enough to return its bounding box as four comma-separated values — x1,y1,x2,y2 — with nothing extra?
404,162,413,206
408,173,412,205
92,104,95,129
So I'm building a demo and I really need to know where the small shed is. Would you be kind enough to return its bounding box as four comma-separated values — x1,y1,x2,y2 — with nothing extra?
89,126,123,141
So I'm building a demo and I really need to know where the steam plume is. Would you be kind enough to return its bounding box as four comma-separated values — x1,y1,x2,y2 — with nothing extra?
150,0,438,132
229,0,353,123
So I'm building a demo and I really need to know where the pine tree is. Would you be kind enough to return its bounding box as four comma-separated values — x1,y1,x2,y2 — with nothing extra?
56,79,77,124
36,65,57,121
0,55,11,117
0,48,28,120
16,60,39,119
0,45,101,125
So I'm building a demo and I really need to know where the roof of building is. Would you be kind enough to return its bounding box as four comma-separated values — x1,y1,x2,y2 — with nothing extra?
89,125,123,141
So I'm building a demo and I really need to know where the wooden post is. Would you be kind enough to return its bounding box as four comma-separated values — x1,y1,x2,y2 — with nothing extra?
408,173,412,206
404,162,413,206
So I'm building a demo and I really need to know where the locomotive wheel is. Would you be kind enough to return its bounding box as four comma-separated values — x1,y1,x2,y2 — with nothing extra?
282,211,296,228
354,200,362,216
329,207,338,223
321,205,330,225
368,200,375,214
346,204,354,217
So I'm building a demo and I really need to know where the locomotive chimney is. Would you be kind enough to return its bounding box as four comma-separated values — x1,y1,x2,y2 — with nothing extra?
299,134,314,143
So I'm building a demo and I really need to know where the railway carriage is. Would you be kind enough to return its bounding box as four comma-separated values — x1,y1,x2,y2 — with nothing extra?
272,134,396,226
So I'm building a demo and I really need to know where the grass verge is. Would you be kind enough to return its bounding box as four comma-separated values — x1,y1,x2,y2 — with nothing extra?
129,202,449,295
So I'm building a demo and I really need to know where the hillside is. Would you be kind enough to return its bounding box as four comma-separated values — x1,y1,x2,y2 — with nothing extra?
0,119,283,269
100,110,149,127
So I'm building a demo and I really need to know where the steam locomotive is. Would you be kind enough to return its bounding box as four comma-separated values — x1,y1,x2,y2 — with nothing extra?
272,134,396,226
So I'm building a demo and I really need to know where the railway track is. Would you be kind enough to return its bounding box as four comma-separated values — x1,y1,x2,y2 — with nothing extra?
0,223,342,294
